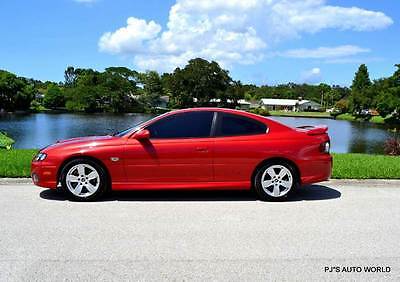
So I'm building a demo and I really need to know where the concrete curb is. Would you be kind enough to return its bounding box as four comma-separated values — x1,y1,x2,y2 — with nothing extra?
320,179,400,188
0,178,399,187
0,178,32,185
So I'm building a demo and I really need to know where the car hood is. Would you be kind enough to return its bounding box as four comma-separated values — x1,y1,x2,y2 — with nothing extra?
43,135,122,151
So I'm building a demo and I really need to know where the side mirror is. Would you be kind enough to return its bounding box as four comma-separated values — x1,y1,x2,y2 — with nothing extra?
133,129,150,140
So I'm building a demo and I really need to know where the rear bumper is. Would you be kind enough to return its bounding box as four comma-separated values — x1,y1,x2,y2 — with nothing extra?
299,154,332,185
31,161,58,189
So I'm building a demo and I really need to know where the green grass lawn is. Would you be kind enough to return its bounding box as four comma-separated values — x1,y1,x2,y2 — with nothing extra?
369,116,386,124
336,113,387,124
332,153,400,179
0,149,399,179
0,149,37,177
335,113,355,121
270,111,331,118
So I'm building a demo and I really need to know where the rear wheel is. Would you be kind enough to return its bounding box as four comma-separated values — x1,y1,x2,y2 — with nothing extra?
60,158,108,201
254,162,298,201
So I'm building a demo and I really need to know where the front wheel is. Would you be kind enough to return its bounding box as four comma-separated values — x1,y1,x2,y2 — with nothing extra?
254,162,298,201
60,159,108,201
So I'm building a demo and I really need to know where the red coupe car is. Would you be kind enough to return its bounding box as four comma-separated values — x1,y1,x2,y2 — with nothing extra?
31,108,332,201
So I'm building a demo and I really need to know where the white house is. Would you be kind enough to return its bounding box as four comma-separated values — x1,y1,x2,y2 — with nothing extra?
259,98,321,112
237,99,251,110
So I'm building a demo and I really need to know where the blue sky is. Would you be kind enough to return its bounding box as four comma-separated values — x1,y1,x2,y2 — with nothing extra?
0,0,398,86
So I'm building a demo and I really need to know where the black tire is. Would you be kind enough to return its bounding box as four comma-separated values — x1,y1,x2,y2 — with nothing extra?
253,161,299,201
59,158,108,201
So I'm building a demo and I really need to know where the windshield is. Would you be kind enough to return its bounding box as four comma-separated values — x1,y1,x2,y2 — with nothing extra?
112,120,146,137
112,112,172,137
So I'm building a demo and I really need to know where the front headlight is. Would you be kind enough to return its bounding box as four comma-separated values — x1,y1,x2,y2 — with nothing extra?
33,152,47,161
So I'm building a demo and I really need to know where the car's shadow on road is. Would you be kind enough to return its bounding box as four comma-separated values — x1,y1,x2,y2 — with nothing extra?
39,184,341,202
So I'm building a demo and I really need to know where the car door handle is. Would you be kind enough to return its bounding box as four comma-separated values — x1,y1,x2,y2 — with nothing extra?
195,147,208,152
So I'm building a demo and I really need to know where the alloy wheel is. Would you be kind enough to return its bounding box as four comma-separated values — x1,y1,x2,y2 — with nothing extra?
65,164,100,198
261,165,293,197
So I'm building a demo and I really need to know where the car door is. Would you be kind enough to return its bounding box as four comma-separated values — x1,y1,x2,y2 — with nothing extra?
212,112,268,183
123,111,215,184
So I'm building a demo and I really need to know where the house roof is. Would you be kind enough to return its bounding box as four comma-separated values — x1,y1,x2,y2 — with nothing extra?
260,98,311,106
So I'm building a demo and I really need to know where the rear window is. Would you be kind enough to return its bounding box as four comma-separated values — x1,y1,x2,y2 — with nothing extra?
216,113,267,137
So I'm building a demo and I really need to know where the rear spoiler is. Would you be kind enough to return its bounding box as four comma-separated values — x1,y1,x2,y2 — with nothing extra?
296,125,328,135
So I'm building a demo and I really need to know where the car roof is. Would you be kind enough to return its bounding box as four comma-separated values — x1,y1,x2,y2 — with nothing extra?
159,107,292,129
171,107,244,113
166,107,263,120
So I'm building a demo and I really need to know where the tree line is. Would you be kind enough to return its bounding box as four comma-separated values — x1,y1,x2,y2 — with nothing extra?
345,64,400,121
0,58,399,122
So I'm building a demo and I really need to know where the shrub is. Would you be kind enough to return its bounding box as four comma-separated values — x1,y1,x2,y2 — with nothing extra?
0,131,15,150
384,128,400,155
249,108,271,116
30,100,44,112
384,137,400,156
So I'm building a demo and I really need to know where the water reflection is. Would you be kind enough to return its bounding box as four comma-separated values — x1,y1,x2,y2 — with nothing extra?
0,113,153,149
0,113,397,154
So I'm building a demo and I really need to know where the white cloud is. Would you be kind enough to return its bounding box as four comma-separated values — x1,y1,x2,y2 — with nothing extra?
301,67,322,84
99,17,162,54
280,45,370,59
99,0,393,72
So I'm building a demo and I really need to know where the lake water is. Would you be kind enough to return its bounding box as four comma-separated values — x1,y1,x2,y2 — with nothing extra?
0,113,397,154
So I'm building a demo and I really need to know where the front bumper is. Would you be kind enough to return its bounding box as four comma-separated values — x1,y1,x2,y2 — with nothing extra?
31,161,58,189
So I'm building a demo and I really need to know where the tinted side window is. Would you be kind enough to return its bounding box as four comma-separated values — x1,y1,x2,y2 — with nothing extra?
148,111,214,139
216,113,267,136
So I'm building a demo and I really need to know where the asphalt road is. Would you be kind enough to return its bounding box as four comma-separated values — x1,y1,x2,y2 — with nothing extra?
1,180,400,281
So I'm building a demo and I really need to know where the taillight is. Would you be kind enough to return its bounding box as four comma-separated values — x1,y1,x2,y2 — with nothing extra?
320,141,330,153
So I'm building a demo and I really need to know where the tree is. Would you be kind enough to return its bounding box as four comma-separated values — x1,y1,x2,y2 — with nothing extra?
0,70,34,111
64,66,77,87
43,84,65,109
218,80,245,108
375,65,400,120
64,68,139,113
350,64,372,113
140,71,164,111
105,67,139,85
376,89,400,118
393,64,400,86
102,70,138,113
318,83,331,109
165,67,193,108
64,70,105,112
167,58,231,107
